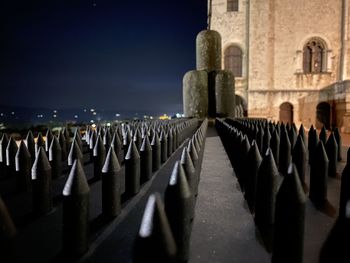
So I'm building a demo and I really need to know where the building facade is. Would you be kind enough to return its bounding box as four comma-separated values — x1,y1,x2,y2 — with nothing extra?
210,0,350,131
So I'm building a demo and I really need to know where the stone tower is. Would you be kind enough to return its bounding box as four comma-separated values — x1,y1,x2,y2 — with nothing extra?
183,29,235,119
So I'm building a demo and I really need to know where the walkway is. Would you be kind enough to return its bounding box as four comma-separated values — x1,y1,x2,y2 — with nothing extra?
190,127,270,263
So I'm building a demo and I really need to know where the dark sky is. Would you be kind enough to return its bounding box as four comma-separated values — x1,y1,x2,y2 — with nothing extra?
0,0,207,115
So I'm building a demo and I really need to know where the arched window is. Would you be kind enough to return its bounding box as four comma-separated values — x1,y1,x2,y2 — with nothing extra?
224,45,243,77
227,0,239,12
303,39,326,73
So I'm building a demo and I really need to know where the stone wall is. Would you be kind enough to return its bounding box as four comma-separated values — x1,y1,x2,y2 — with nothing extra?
210,0,350,131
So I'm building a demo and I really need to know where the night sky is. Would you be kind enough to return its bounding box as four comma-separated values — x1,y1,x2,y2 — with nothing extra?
0,0,207,116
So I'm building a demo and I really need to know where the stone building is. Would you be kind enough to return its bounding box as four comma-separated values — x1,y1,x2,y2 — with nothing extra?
210,0,350,131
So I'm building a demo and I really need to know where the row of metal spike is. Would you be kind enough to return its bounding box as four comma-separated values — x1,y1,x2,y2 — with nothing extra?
0,118,199,261
134,119,208,263
216,118,350,263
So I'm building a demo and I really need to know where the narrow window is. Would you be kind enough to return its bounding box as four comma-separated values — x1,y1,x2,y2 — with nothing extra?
227,0,239,12
224,45,243,77
303,39,326,73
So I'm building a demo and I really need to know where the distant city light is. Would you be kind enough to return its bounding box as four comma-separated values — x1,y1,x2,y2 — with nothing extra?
91,123,96,128
37,114,44,118
107,122,111,127
74,115,78,119
159,114,170,120
53,110,57,113
53,114,57,118
115,113,120,117
11,112,15,115
150,116,153,120
0,113,3,117
90,109,95,112
92,112,97,115
84,109,87,112
90,120,94,123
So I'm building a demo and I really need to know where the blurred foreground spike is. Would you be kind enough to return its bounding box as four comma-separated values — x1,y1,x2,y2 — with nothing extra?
15,141,32,191
62,159,90,259
102,147,122,218
151,132,161,172
180,147,197,198
325,132,338,178
134,193,177,263
272,164,306,263
140,135,153,183
125,140,141,196
292,135,307,190
164,161,192,262
31,147,52,215
245,140,262,213
0,196,17,263
309,141,329,207
333,127,342,161
339,147,350,218
49,136,62,179
25,130,36,163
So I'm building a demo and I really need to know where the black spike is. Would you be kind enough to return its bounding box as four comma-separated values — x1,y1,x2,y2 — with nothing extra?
270,129,280,166
272,164,306,263
151,132,161,172
245,140,262,213
167,130,173,157
111,132,124,164
49,136,62,179
279,126,291,175
237,135,250,191
58,129,68,161
298,124,306,147
309,141,329,207
262,125,271,156
292,135,307,190
6,136,18,177
140,135,153,183
319,126,327,145
0,134,9,178
74,128,83,153
31,147,52,215
0,196,17,262
45,129,54,152
339,148,350,219
180,147,197,198
103,128,112,149
288,125,297,149
35,132,45,155
255,148,282,251
333,127,342,161
308,127,319,165
102,147,121,218
125,140,141,197
62,159,90,259
164,162,192,262
68,139,83,167
160,130,168,164
93,135,106,179
133,193,177,263
256,126,264,154
187,139,199,170
326,132,338,178
15,141,32,191
26,130,36,163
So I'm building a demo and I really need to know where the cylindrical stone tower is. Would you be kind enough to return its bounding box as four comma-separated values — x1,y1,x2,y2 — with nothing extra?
214,70,235,117
183,70,208,118
196,30,222,71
